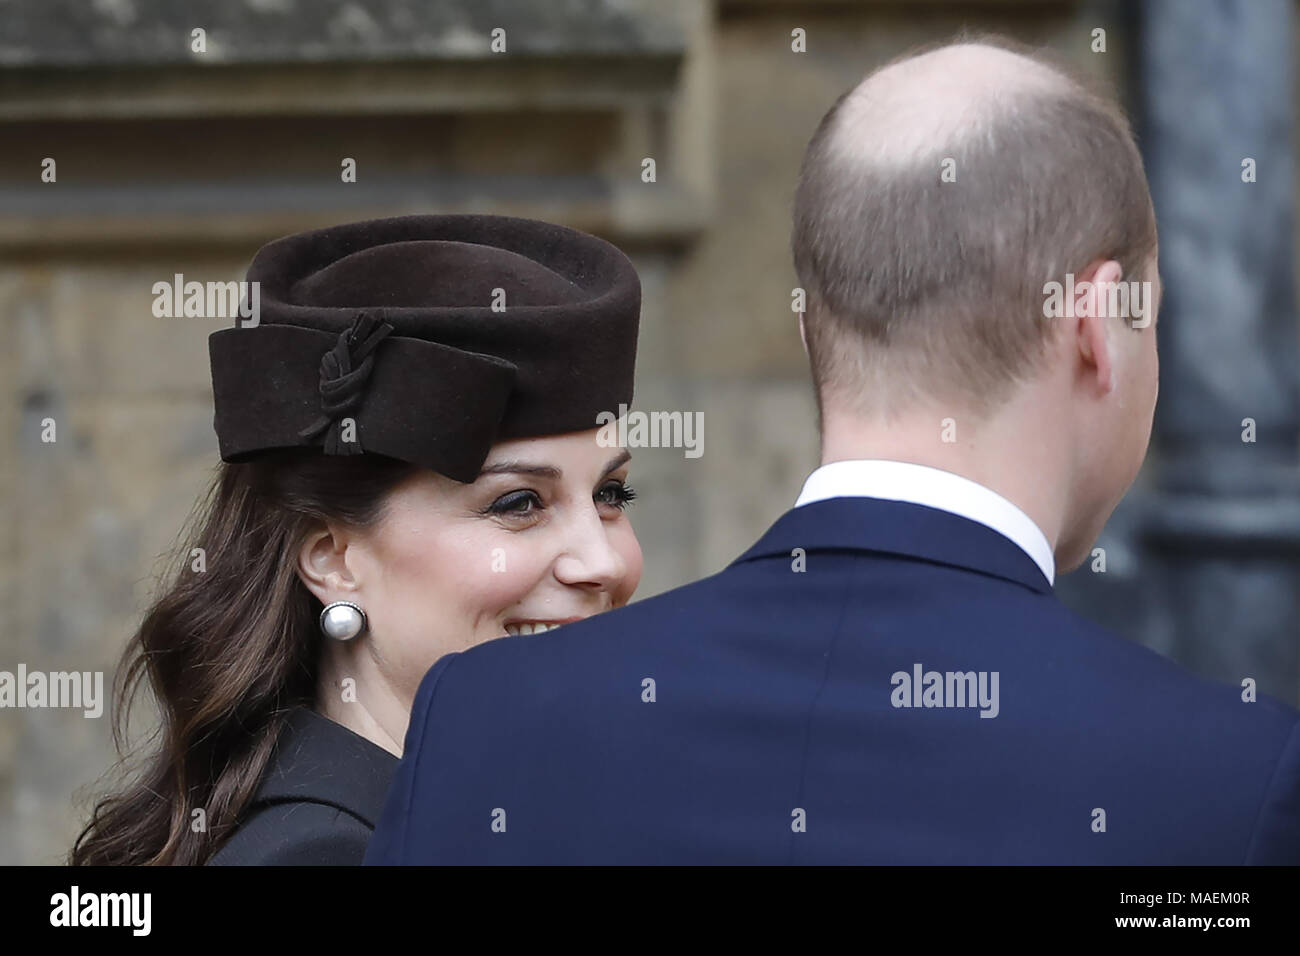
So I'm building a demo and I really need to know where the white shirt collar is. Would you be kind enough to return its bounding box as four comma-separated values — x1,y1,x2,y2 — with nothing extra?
794,459,1056,586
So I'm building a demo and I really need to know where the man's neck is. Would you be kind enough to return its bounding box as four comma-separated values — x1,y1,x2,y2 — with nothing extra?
818,405,1069,557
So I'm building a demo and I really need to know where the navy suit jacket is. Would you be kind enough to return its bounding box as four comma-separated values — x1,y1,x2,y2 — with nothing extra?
365,497,1300,864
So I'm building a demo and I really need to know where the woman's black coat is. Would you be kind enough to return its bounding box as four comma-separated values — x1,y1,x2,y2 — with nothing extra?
208,707,398,865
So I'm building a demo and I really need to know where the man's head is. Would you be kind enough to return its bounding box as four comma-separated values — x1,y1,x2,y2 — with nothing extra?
791,38,1160,573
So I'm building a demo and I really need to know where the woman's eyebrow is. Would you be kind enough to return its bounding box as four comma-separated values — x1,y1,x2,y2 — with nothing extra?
478,461,562,479
602,450,632,475
477,449,632,481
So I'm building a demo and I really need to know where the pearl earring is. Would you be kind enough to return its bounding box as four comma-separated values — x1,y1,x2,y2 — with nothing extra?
319,601,367,641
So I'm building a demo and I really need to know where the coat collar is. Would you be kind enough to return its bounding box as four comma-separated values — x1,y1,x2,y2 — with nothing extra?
254,706,399,827
730,496,1054,596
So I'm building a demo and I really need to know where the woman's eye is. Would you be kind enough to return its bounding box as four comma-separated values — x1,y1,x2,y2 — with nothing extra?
486,490,542,516
596,480,637,510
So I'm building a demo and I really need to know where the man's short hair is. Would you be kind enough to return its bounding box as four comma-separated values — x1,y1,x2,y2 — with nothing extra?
791,36,1158,421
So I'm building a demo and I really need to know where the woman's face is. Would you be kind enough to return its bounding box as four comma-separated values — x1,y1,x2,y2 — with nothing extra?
305,428,643,712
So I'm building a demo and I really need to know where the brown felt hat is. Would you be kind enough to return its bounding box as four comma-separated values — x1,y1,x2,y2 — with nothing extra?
208,214,640,482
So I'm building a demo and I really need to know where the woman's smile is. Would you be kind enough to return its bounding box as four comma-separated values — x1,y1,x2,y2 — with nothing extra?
501,614,599,637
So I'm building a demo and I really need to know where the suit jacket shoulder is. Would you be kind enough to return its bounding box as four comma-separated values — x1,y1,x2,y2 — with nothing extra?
209,707,398,866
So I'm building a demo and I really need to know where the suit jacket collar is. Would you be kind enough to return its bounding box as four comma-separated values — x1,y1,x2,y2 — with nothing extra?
730,496,1054,596
254,706,399,827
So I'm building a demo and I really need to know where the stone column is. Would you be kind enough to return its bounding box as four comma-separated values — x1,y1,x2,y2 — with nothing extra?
1059,0,1300,704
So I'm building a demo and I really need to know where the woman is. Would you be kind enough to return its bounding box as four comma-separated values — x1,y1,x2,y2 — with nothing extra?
70,214,644,864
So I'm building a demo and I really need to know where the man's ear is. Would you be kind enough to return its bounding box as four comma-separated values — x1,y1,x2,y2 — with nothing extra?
1066,256,1128,395
1072,258,1125,323
1078,309,1114,394
1074,259,1124,395
296,523,360,606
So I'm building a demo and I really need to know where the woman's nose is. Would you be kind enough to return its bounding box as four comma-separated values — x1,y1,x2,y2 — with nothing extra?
552,508,627,591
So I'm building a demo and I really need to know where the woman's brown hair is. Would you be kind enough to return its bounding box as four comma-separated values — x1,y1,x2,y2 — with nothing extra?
70,448,420,865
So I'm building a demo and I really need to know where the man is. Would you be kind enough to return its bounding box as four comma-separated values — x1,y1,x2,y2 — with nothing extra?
365,39,1300,864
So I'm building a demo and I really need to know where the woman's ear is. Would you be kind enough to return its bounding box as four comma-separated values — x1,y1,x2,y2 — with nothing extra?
295,523,360,606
